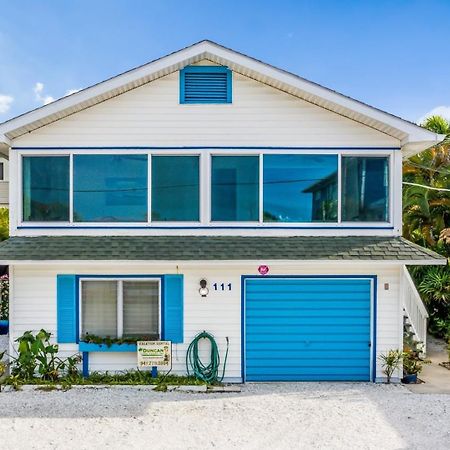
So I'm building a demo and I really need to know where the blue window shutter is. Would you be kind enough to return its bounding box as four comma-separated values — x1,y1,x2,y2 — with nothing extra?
163,275,184,343
180,66,232,104
57,275,78,343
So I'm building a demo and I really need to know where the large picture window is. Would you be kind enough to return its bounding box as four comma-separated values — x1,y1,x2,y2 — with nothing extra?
211,156,259,221
263,155,338,222
152,156,199,221
73,154,148,222
81,279,160,339
342,156,389,222
22,156,70,221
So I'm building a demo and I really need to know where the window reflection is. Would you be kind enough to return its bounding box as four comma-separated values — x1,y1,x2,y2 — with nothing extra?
263,155,338,222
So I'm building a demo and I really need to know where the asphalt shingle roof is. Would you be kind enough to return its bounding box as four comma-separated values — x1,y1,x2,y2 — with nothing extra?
0,236,445,262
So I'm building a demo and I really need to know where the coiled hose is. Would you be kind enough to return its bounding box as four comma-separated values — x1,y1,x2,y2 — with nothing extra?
186,331,229,383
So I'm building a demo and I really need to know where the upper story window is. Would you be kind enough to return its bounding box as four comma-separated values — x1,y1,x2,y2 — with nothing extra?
180,66,232,104
0,162,4,181
263,155,338,222
20,152,391,226
152,156,200,221
73,154,148,222
22,156,70,221
342,156,389,222
211,156,259,221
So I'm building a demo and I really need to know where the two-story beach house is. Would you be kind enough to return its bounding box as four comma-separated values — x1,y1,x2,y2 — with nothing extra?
0,41,446,382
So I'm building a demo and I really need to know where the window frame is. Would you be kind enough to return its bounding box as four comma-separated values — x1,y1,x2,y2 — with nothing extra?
209,153,261,223
78,277,162,340
18,149,394,229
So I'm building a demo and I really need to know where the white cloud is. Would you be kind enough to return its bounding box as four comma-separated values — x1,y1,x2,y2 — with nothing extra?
0,94,13,113
417,106,450,125
33,82,55,105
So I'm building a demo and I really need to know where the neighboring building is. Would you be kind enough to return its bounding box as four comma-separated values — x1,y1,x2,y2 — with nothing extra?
0,157,9,208
0,41,446,382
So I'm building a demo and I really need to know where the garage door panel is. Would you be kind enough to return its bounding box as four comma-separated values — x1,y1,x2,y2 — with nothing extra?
247,350,370,360
246,324,370,334
245,277,372,381
247,341,370,351
249,373,369,381
246,316,370,326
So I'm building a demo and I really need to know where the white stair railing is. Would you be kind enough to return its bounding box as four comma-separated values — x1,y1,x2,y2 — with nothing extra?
402,266,429,353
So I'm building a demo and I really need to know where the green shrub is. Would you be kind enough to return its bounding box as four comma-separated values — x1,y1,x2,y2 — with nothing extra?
0,207,8,242
0,274,9,321
379,350,403,383
11,329,81,381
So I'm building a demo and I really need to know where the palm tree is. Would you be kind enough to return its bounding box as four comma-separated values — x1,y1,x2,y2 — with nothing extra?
403,115,450,248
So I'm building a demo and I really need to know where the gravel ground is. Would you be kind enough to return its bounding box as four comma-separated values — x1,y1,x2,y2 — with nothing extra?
0,383,449,450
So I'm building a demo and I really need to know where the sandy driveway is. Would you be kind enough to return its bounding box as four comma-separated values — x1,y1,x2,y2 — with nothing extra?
0,383,449,450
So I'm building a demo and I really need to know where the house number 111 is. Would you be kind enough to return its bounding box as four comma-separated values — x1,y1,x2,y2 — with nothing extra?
213,283,232,291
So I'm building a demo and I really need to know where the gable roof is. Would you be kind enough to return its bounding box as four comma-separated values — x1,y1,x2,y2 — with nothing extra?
0,236,445,264
0,40,444,157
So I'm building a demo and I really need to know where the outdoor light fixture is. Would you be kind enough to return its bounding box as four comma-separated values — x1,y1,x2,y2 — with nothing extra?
199,279,209,297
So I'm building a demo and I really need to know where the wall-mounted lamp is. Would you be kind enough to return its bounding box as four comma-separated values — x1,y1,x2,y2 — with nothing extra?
199,279,209,297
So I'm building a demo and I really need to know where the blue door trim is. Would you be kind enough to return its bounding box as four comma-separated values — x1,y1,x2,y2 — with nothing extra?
240,275,377,382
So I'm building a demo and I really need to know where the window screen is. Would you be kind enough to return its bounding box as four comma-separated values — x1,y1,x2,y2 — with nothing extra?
123,281,159,338
81,280,117,337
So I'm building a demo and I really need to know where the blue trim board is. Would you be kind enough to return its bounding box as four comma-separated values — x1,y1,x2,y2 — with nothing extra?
12,146,401,151
240,275,377,382
18,225,395,230
79,342,137,352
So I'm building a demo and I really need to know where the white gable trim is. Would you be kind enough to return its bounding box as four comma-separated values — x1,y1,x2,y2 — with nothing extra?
0,40,444,156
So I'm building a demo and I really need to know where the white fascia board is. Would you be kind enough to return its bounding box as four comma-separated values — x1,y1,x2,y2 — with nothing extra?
0,42,210,137
205,42,442,144
3,258,447,266
0,40,444,150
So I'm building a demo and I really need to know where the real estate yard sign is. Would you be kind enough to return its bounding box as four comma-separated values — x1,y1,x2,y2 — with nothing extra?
137,341,172,368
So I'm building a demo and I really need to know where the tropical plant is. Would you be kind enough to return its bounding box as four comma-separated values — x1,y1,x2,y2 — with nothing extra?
403,115,450,249
402,350,430,375
379,350,403,383
10,329,81,381
0,274,9,320
0,207,8,242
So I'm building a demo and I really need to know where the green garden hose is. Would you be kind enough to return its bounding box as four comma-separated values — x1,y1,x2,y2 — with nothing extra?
186,331,229,383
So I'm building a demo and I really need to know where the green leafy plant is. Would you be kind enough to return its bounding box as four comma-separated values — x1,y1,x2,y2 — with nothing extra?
0,351,6,392
11,329,81,381
0,274,9,321
379,350,403,383
81,333,158,347
0,207,9,242
402,351,430,375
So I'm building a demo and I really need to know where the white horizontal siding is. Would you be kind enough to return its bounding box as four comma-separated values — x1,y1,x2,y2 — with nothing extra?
13,66,399,147
0,181,8,206
10,262,402,382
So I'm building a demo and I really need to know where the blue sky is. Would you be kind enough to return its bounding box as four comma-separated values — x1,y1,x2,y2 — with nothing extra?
1,0,449,124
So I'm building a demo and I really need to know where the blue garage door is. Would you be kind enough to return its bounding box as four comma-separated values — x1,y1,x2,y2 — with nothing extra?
245,278,372,381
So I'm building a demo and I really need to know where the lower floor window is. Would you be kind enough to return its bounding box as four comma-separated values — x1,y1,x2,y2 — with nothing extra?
81,279,160,339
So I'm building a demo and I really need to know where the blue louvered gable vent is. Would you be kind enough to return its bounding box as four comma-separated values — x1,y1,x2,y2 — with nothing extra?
180,66,232,104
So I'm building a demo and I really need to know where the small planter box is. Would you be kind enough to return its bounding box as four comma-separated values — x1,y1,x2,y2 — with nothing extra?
0,320,9,335
78,342,137,352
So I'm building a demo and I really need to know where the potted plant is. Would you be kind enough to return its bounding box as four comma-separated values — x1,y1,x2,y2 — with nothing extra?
402,351,430,384
0,274,9,335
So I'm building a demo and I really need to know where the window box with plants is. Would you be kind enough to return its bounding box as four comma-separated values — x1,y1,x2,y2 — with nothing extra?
79,334,160,352
0,274,9,335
